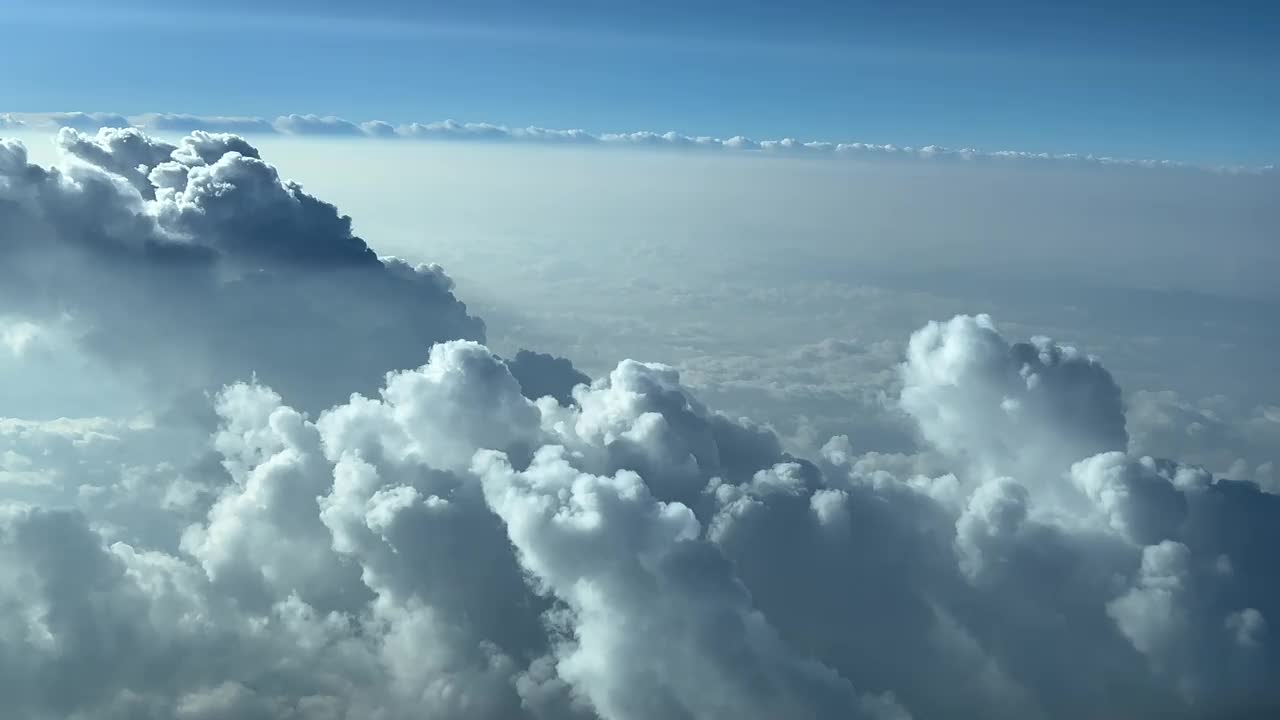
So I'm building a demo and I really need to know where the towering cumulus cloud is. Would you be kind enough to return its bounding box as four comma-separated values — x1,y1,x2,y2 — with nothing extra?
1,128,483,410
1,128,1277,719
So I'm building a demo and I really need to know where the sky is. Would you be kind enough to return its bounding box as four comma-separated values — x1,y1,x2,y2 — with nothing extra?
3,3,1280,719
4,0,1278,164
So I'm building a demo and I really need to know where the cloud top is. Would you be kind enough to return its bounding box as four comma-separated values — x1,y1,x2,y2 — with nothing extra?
0,127,484,410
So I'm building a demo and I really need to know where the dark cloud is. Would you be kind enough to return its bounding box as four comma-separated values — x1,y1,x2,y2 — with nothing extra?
0,127,483,410
505,349,591,405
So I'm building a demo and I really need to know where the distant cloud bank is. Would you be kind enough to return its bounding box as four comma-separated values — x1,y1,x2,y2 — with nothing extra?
3,111,1272,174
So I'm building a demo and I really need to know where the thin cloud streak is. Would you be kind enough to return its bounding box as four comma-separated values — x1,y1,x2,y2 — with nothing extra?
4,111,1273,175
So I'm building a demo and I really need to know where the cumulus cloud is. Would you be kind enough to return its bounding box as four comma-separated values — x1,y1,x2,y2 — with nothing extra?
1127,389,1280,491
0,126,483,410
900,314,1127,493
1,126,1278,718
476,446,907,720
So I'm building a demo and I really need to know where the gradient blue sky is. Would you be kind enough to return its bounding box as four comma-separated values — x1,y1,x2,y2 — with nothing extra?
6,0,1277,164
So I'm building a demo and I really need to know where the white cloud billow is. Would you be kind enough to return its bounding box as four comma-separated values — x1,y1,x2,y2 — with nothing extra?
2,127,1279,718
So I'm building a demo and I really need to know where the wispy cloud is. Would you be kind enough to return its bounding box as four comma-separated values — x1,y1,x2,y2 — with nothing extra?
5,111,1272,174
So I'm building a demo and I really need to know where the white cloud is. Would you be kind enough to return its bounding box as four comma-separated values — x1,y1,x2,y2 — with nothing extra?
1,126,1278,718
1127,389,1280,491
1070,453,1189,545
272,114,366,136
1107,540,1192,664
899,314,1128,494
2,308,1279,717
4,111,1272,173
477,446,908,720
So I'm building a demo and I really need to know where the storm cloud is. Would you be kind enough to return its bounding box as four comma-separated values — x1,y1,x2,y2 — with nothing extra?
1,127,483,410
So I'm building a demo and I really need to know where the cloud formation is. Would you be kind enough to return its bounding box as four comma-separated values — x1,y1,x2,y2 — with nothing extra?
1,127,1278,719
134,113,277,135
1,126,483,410
5,111,1272,173
900,313,1128,496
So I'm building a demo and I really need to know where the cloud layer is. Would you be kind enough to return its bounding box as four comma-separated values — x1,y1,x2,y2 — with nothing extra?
6,111,1273,173
2,127,1278,719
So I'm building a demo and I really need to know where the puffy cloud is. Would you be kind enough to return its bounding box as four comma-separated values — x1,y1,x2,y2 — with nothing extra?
359,120,399,138
1127,389,1280,491
900,314,1127,496
898,323,1280,713
0,127,484,410
477,446,907,720
1070,453,1189,545
167,339,907,719
55,126,179,196
0,503,531,720
718,135,758,150
1108,540,1193,664
4,309,1280,717
2,124,1279,718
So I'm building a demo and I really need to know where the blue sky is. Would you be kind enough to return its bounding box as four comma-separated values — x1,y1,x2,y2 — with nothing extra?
5,0,1277,164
